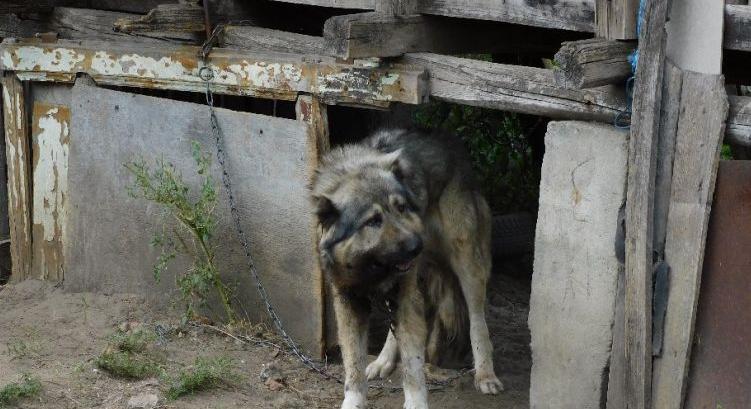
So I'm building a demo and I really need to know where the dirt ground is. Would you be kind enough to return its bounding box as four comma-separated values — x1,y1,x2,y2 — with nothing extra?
0,272,530,409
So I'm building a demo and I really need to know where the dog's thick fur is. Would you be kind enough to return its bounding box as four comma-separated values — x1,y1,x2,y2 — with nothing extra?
311,129,503,409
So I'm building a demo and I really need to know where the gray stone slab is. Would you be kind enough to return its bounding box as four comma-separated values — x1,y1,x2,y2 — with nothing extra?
528,121,628,409
66,83,323,354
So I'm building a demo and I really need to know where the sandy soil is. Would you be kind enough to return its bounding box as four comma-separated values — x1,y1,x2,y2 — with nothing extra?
0,273,530,409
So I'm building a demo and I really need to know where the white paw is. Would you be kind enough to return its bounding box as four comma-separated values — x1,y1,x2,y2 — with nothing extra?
475,373,504,395
341,393,366,409
403,397,429,409
366,356,397,380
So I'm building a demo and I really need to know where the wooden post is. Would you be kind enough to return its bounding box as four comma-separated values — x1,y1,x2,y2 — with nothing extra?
296,94,330,357
595,0,639,39
623,0,671,407
2,73,32,282
0,77,8,242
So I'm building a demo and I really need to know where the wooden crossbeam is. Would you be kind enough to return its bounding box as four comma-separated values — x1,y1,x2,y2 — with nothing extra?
554,38,635,88
0,39,428,107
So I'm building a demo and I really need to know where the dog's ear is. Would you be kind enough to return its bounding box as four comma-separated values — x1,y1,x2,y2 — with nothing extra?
379,149,407,182
313,195,339,228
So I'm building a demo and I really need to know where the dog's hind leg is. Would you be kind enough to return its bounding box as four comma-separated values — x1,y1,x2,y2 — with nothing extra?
333,291,370,409
396,274,429,409
367,330,398,380
443,192,504,395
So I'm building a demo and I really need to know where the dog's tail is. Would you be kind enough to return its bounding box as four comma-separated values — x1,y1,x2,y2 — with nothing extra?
423,263,469,367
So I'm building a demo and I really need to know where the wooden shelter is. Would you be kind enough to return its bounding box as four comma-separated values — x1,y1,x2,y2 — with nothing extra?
1,1,749,408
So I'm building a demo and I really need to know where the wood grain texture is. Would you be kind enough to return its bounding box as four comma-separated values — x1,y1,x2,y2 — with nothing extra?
222,26,326,54
0,77,6,241
595,0,639,39
113,2,205,34
30,102,69,282
50,7,198,44
266,0,376,9
1,74,32,282
402,52,626,121
554,38,634,88
652,60,682,259
651,72,728,409
725,5,751,51
726,95,751,147
324,12,547,59
623,0,670,406
418,0,596,32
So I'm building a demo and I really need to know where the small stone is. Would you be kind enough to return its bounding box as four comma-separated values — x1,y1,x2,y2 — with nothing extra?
127,393,158,409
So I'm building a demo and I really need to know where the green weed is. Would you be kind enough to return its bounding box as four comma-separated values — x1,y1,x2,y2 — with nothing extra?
95,350,161,379
166,356,236,400
0,374,42,408
125,141,236,323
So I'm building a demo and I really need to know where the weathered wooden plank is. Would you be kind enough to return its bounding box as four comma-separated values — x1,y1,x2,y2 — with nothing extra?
222,26,326,55
726,95,751,147
652,73,728,409
295,95,330,355
724,5,751,52
113,2,205,34
267,0,375,9
554,38,634,88
623,0,671,406
30,102,69,282
652,60,682,259
595,0,639,39
50,7,198,44
418,0,595,33
325,12,551,59
0,14,49,39
402,52,626,121
0,1,178,14
0,79,7,241
0,39,428,107
375,0,417,14
1,73,31,282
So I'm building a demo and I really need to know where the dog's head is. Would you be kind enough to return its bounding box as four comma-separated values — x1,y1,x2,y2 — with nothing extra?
311,146,424,291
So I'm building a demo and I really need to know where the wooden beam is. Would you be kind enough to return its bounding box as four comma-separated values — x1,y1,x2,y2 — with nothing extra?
1,73,32,282
725,5,751,52
113,2,205,34
401,53,626,121
222,25,326,54
266,0,375,9
727,95,751,146
375,0,416,14
0,39,429,107
418,0,596,32
652,73,728,409
0,78,7,241
595,0,639,39
50,7,198,44
623,0,671,407
324,12,562,59
554,38,635,88
295,94,330,357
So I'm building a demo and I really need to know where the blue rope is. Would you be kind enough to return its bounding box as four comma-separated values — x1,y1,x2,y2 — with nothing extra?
614,0,647,129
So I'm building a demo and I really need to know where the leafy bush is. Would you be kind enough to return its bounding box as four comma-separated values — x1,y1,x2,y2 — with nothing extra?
125,141,236,323
0,374,42,408
414,101,540,214
166,356,236,400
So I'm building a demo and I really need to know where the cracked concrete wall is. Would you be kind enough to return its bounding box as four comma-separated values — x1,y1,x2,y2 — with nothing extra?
529,121,628,409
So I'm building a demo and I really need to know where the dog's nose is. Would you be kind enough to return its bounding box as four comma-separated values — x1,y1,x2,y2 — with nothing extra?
402,236,423,259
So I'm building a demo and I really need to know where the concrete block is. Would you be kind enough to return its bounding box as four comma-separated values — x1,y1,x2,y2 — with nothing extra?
528,121,628,409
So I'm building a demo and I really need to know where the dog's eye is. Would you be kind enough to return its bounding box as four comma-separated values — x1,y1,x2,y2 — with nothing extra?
396,202,407,213
365,214,383,228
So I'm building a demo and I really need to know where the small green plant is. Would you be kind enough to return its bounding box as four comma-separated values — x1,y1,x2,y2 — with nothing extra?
125,141,236,323
0,374,42,408
95,329,162,379
96,350,161,379
166,356,236,400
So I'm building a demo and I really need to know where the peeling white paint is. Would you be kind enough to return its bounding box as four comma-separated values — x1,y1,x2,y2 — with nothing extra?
2,47,85,72
91,51,196,82
380,73,400,86
33,107,69,242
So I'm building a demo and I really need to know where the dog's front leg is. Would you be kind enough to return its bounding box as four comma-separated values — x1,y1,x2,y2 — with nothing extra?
333,291,369,409
396,275,429,409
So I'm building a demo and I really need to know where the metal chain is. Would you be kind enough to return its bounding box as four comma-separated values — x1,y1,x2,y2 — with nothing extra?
196,30,468,391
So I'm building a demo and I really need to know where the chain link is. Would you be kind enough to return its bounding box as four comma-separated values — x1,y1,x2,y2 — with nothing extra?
196,32,468,391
